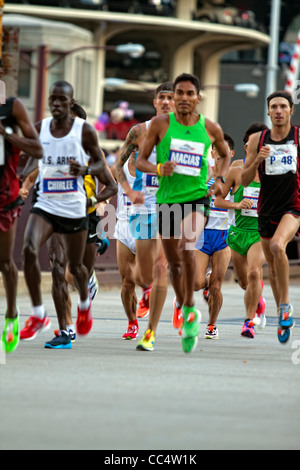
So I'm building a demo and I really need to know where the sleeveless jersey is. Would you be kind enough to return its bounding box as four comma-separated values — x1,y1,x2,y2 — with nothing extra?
156,113,211,204
131,121,158,215
258,127,300,218
117,159,135,221
232,181,260,231
34,117,88,219
0,97,21,210
206,177,231,230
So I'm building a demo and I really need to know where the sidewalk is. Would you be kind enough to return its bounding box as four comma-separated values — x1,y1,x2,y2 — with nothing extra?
1,282,300,450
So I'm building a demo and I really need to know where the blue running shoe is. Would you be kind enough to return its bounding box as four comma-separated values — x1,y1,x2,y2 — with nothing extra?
44,331,72,349
278,304,294,329
97,238,110,255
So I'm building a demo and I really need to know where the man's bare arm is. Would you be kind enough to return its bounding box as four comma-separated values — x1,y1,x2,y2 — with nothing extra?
113,123,145,204
241,132,269,187
0,98,43,158
70,122,117,202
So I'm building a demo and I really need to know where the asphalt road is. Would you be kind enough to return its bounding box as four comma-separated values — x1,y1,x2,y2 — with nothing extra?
1,280,300,451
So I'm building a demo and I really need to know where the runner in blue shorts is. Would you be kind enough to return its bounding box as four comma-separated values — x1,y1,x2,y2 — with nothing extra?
194,133,234,339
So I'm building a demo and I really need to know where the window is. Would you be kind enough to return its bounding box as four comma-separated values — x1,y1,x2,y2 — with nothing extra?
18,52,31,97
75,56,91,107
48,53,65,88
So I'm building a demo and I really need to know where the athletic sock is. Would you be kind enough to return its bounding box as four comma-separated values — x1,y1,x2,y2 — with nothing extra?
32,305,45,320
78,297,90,310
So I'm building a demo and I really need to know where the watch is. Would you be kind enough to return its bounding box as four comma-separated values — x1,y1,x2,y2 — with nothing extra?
4,126,13,138
215,176,225,184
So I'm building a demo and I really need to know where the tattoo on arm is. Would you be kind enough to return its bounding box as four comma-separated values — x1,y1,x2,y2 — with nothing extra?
115,125,142,183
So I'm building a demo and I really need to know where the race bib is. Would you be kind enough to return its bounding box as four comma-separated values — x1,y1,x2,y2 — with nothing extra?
210,193,230,219
241,186,260,217
42,165,78,201
145,173,159,194
169,138,204,176
123,193,132,216
265,144,297,175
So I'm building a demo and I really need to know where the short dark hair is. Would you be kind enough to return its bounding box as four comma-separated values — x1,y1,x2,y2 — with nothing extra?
224,133,234,150
243,122,268,145
174,73,200,94
155,81,173,97
50,80,74,98
267,90,294,108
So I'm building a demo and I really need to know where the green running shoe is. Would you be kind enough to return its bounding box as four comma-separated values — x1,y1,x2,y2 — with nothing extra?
181,305,201,354
1,312,20,354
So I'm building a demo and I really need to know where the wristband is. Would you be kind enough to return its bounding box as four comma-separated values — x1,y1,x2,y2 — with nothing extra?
90,196,98,208
157,163,162,176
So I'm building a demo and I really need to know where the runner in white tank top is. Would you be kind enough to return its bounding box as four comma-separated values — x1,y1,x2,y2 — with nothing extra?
21,81,117,348
35,116,88,219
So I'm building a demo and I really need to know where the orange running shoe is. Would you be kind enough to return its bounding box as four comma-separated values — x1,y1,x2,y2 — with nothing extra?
136,284,152,318
172,298,183,329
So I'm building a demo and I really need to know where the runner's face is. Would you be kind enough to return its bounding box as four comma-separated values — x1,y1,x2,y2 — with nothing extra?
154,92,175,115
174,81,200,115
48,86,72,120
212,141,232,165
268,97,293,127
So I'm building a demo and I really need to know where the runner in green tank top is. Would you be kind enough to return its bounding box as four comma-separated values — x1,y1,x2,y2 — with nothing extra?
136,73,231,354
214,122,267,339
155,112,211,204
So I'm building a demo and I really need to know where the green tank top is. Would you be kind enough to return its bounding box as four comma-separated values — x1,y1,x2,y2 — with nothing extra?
233,181,260,231
156,113,211,204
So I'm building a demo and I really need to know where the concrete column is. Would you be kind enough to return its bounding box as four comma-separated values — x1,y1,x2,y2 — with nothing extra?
198,52,222,122
176,0,197,20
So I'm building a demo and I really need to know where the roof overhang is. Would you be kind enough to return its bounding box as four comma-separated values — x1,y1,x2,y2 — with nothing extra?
4,4,270,50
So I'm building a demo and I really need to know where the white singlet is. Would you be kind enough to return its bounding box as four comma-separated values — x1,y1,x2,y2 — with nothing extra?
34,117,88,219
131,120,158,216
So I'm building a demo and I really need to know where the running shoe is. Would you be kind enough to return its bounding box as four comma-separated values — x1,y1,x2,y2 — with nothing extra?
20,315,51,341
76,301,93,335
172,298,183,329
241,320,255,338
136,329,155,351
256,295,266,315
88,270,99,301
54,328,76,342
278,304,294,330
1,313,19,354
205,324,219,340
181,305,201,353
253,313,267,329
202,287,210,304
97,238,110,256
136,284,152,319
203,270,211,303
123,321,139,340
44,331,72,349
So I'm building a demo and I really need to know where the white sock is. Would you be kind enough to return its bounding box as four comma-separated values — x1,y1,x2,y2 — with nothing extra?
32,305,45,320
78,297,90,310
66,324,75,334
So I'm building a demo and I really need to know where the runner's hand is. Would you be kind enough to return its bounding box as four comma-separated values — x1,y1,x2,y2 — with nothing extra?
69,159,85,176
